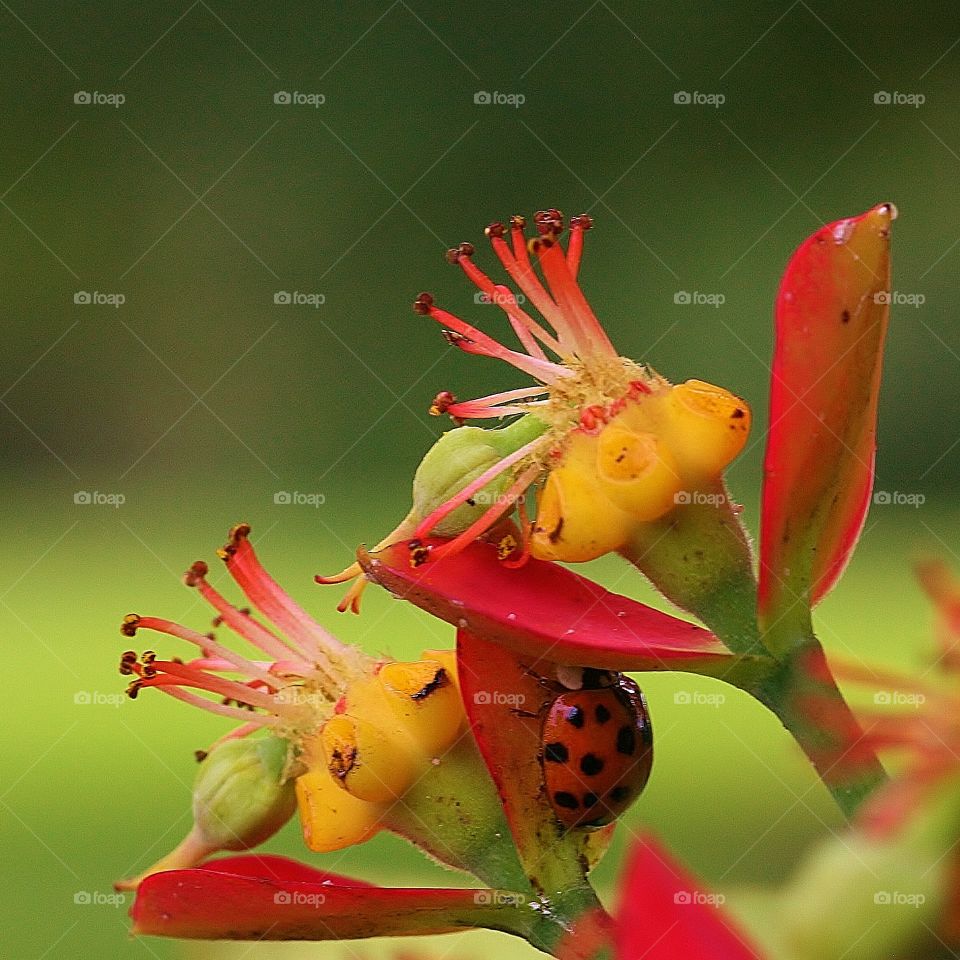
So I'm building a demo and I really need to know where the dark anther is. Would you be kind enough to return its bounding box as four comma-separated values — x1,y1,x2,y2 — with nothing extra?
534,208,564,236
430,391,457,416
183,560,208,587
570,214,593,231
413,292,434,315
509,215,526,229
120,614,141,638
408,539,431,567
194,750,208,763
485,221,506,239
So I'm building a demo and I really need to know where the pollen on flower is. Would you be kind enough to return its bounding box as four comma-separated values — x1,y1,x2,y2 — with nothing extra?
116,525,376,757
398,209,750,567
317,208,750,605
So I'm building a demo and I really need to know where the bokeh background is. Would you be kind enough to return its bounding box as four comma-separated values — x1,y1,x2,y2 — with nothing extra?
3,2,960,957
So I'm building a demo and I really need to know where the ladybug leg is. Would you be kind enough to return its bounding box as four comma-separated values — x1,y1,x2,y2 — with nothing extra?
518,663,556,690
509,707,539,719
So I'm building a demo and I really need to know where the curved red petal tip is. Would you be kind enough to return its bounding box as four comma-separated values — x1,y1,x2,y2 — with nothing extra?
617,835,764,960
131,858,487,941
359,539,733,673
760,204,894,623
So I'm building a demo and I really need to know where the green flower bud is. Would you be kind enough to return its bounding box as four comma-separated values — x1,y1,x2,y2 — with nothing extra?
412,415,547,536
115,736,297,891
193,736,297,850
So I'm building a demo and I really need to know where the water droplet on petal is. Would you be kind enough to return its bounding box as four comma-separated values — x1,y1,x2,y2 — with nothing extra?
832,219,855,244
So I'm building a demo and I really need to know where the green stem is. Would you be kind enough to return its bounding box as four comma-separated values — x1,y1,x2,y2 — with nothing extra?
621,497,886,817
620,483,765,657
749,628,887,818
383,737,532,891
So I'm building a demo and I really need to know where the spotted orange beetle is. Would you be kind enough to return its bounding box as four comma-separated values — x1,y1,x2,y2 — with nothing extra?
538,666,653,829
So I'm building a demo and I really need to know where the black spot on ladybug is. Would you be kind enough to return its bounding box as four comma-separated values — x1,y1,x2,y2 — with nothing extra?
565,705,585,728
610,785,631,803
731,408,745,419
616,725,636,756
553,791,579,810
595,703,611,724
580,753,604,776
583,792,599,808
544,742,569,764
841,309,850,324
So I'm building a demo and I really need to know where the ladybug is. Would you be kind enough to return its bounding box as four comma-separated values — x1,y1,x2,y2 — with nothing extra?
539,666,653,829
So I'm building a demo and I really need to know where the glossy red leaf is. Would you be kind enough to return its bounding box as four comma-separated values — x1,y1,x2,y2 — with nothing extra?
616,836,763,960
359,539,733,674
760,204,894,627
131,855,525,941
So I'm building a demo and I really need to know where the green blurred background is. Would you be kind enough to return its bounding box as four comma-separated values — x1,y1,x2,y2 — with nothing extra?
3,2,960,957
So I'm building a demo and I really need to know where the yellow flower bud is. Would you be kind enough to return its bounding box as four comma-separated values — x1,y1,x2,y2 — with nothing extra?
295,767,383,852
663,379,750,478
595,424,682,519
320,713,421,804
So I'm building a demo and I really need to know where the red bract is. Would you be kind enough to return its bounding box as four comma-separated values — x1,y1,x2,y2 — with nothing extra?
131,854,526,941
358,539,733,674
759,204,895,632
614,836,763,960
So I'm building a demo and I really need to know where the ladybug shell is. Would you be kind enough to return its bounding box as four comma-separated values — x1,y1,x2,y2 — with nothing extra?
541,675,652,828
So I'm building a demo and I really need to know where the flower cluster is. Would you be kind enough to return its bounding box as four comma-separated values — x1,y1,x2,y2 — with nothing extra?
107,202,960,960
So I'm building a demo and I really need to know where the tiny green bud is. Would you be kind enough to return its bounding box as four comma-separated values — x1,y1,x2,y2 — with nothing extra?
115,736,298,891
193,736,297,850
412,415,547,536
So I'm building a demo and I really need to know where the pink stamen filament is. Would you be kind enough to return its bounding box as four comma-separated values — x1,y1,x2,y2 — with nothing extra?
143,660,288,715
135,616,281,689
566,221,585,278
533,238,616,358
454,253,558,360
426,463,543,564
192,578,315,677
413,434,545,540
151,684,278,726
226,534,349,664
489,231,577,352
202,720,263,755
445,402,545,420
424,302,568,383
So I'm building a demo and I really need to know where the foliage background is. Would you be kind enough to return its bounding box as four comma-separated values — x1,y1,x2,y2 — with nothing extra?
2,2,959,957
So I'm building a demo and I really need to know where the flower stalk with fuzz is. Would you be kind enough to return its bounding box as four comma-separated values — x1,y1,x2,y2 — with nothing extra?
115,524,527,892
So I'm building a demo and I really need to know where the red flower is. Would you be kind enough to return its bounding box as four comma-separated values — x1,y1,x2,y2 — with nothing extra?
759,203,895,638
358,538,733,674
130,854,536,942
558,835,763,960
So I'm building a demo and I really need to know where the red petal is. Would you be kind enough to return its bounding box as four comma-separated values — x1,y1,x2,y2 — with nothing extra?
616,836,763,960
195,854,371,886
760,204,893,624
132,858,512,940
456,629,597,890
359,540,732,673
